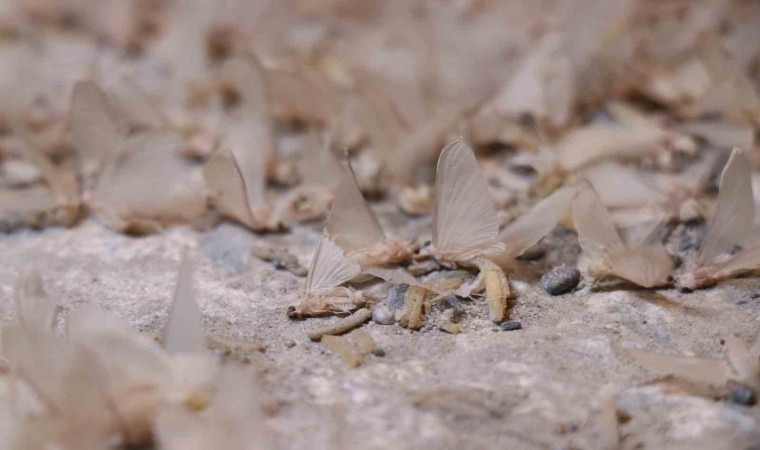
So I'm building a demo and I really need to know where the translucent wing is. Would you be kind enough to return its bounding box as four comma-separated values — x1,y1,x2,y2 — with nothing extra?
499,186,576,258
163,249,206,354
699,148,754,264
14,270,58,331
306,234,361,293
69,81,124,176
572,182,626,260
202,148,257,227
364,266,430,290
92,130,207,232
433,138,501,258
326,160,385,252
713,246,760,279
607,245,673,288
299,129,344,189
624,347,730,386
582,162,666,208
222,56,274,209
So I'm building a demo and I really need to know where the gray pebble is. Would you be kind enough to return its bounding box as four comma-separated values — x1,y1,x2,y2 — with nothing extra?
729,384,756,406
500,321,522,331
384,284,408,310
541,267,580,295
372,305,396,325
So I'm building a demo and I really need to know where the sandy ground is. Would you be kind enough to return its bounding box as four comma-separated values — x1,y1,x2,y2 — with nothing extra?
1,214,759,450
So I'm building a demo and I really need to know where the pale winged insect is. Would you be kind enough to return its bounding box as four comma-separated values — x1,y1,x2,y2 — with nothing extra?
572,181,674,288
326,158,418,269
0,252,267,448
677,147,760,289
202,56,286,233
280,130,346,223
288,233,367,319
428,137,576,322
70,81,208,234
623,333,760,396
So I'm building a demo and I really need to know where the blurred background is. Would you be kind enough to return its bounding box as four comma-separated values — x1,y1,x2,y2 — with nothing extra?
0,0,758,234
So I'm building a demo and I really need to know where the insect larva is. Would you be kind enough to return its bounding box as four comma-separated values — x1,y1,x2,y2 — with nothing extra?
307,308,372,341
478,260,510,323
399,286,427,329
322,335,363,368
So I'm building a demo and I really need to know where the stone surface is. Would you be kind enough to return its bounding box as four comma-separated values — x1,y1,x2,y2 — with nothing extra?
1,218,758,450
372,305,396,325
541,266,581,295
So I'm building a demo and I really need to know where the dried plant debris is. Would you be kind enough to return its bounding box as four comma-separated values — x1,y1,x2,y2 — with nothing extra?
572,182,673,288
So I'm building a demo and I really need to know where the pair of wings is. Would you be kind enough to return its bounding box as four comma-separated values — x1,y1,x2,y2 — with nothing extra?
432,138,504,260
306,161,384,294
573,182,673,288
309,159,428,293
432,138,575,263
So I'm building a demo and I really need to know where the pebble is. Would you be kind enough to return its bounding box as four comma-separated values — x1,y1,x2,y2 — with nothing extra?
372,305,396,325
384,284,408,310
500,320,522,331
729,384,757,406
541,267,580,295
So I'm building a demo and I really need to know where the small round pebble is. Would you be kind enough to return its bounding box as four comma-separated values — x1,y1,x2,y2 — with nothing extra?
729,385,757,406
500,320,522,331
372,349,386,357
372,305,396,325
541,267,580,295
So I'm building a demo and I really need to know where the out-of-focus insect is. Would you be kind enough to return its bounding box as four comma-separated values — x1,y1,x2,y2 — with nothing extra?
326,159,418,269
288,234,367,319
279,130,345,223
623,332,760,397
677,147,760,289
203,145,284,232
572,181,673,288
428,138,576,322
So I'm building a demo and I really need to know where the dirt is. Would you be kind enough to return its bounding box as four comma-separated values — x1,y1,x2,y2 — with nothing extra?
1,209,758,450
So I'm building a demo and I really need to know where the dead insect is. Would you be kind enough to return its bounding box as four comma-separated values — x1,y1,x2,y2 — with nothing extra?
572,181,673,288
428,138,575,322
326,158,418,269
676,148,760,289
279,130,344,223
622,332,760,397
288,234,367,319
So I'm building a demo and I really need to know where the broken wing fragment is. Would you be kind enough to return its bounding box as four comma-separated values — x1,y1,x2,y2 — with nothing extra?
288,234,365,318
573,183,673,288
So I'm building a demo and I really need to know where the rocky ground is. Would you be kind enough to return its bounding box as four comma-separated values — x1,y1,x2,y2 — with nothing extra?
1,211,758,450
